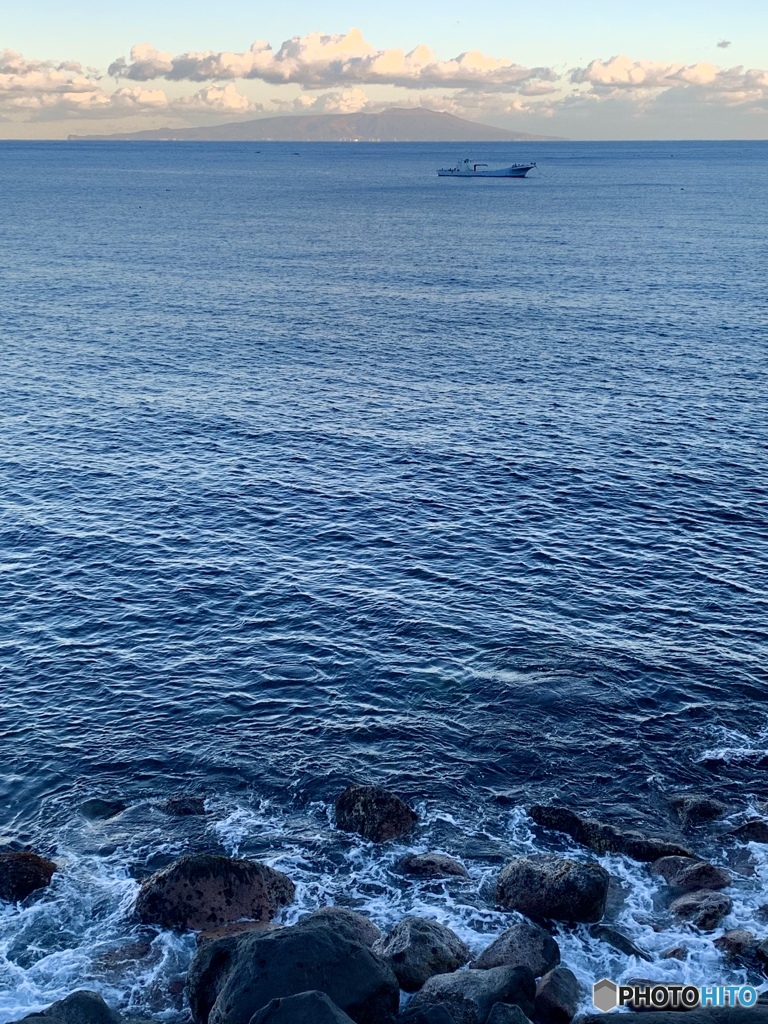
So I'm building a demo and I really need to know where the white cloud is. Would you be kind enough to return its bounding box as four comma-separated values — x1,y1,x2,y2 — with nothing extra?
107,28,556,92
292,87,371,114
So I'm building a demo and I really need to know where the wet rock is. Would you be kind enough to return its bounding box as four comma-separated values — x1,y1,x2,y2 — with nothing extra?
714,929,757,962
398,1007,458,1024
528,806,691,862
10,991,122,1024
669,889,732,931
335,785,417,843
0,851,57,903
756,938,768,969
589,924,653,962
472,921,561,977
399,853,469,880
249,991,356,1024
651,856,731,891
373,916,470,992
729,820,768,843
533,967,579,1024
487,1007,533,1024
668,794,728,828
93,938,154,972
80,798,127,821
407,965,535,1024
162,795,206,817
134,853,295,931
661,946,687,961
299,907,382,947
188,914,399,1024
495,855,609,923
196,920,279,946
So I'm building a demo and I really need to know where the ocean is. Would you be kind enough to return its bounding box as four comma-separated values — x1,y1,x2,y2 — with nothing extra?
0,139,766,1019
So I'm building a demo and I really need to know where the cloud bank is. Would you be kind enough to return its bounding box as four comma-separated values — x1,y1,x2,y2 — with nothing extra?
106,29,556,92
1,30,767,134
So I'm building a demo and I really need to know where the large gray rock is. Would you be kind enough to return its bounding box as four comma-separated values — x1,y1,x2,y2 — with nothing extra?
188,914,399,1024
10,992,122,1024
651,856,730,891
134,854,295,931
335,786,417,843
249,991,355,1024
373,916,470,991
533,967,579,1024
669,889,732,931
729,821,768,843
714,929,758,963
399,854,469,880
407,965,535,1024
472,921,560,977
529,806,690,862
668,794,728,828
495,856,609,923
0,851,57,903
299,907,382,947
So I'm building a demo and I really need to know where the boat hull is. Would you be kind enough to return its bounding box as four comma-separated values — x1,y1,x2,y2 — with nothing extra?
437,164,535,178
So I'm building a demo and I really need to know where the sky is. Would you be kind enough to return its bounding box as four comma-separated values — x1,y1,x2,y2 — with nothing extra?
2,0,767,139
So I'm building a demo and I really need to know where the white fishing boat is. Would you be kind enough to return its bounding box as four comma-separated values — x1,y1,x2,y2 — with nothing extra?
437,158,536,178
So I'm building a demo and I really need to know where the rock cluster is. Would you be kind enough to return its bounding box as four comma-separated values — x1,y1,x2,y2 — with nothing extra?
16,786,768,1024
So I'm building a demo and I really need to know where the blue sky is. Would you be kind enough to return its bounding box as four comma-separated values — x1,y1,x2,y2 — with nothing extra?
5,0,765,67
2,0,767,138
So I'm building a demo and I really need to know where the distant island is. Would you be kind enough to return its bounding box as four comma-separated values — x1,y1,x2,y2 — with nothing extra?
68,107,564,143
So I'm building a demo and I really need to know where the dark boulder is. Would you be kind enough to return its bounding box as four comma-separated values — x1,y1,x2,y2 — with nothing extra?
651,857,731,892
134,853,295,931
406,965,535,1024
80,798,127,821
496,856,609,923
487,1007,533,1024
373,916,470,991
529,806,690,862
399,854,469,880
729,821,768,843
10,991,122,1024
335,786,417,843
669,889,732,931
588,924,652,962
298,907,382,947
197,921,279,946
0,851,57,903
668,794,728,828
189,915,399,1024
533,967,579,1024
249,991,356,1024
473,921,560,977
714,930,758,963
162,795,207,816
398,1007,457,1024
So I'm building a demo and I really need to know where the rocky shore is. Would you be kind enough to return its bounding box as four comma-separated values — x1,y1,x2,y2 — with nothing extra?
3,786,768,1024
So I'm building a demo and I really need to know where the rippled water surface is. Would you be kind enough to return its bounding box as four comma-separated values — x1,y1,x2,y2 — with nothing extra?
0,139,767,1019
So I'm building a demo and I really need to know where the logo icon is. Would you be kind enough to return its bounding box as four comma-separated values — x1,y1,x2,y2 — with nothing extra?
593,980,618,1012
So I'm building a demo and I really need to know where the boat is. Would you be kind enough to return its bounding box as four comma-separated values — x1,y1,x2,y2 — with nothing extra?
437,158,536,178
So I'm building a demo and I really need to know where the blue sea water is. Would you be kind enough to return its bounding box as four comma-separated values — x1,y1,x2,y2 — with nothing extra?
0,139,767,1018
